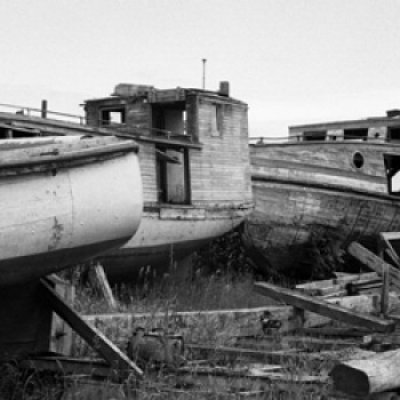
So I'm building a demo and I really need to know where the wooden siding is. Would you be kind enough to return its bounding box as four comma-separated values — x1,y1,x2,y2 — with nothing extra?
86,89,252,208
251,142,400,179
190,99,251,205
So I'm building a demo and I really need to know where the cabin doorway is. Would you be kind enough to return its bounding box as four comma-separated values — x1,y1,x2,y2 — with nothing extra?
100,108,126,126
156,145,190,204
384,154,400,195
152,102,186,137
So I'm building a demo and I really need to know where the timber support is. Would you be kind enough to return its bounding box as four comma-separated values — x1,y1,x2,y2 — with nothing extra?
39,277,143,379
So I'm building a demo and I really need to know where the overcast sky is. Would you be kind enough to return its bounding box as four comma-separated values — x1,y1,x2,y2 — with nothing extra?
1,0,399,137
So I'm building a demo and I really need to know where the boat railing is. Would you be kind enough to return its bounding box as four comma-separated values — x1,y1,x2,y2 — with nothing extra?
0,102,86,125
98,119,194,143
0,103,195,144
249,134,391,145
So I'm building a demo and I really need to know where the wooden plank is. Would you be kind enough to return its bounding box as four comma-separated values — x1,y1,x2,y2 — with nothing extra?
20,356,113,380
296,272,378,293
50,276,75,355
91,263,118,311
254,282,395,333
39,278,143,378
347,242,400,290
297,273,381,296
382,265,390,315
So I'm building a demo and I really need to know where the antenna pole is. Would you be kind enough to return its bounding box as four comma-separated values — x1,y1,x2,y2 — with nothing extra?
202,58,207,89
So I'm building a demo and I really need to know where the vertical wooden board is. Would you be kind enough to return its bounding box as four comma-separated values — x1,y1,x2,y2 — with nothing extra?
50,277,75,355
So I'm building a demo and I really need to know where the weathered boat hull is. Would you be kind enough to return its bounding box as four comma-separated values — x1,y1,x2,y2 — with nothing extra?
245,141,400,277
0,137,143,286
100,206,250,280
0,82,254,282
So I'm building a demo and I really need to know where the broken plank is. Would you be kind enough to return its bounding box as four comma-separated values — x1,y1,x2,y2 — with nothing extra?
296,326,370,338
347,242,400,289
39,278,143,378
254,282,395,333
296,272,378,296
235,335,360,351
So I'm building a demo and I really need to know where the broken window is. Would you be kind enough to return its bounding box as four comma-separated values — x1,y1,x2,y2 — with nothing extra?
389,127,400,142
303,131,326,141
152,102,186,137
156,145,190,204
343,128,368,140
384,154,400,195
100,108,126,126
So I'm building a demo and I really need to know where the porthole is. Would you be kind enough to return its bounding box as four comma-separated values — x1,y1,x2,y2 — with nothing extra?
352,151,364,169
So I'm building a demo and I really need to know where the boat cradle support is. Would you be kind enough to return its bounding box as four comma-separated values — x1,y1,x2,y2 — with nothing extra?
36,277,143,380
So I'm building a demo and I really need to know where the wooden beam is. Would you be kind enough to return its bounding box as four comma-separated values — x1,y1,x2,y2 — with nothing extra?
254,282,395,333
347,242,400,290
330,349,400,396
39,278,143,378
90,263,118,311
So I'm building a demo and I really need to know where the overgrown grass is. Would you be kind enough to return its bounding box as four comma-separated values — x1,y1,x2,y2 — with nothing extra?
0,229,341,399
75,269,277,315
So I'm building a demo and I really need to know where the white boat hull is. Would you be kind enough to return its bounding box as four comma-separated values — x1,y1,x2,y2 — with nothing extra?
0,138,143,286
100,205,251,280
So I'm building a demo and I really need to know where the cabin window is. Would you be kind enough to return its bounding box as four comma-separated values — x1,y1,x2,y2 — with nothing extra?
384,154,400,195
212,104,224,137
343,128,368,140
100,108,126,126
389,127,400,142
156,145,190,204
152,102,186,137
352,151,364,169
303,131,326,141
0,127,39,138
0,127,11,139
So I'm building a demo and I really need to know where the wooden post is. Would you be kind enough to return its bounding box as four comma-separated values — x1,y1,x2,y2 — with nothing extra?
40,278,143,378
91,263,118,311
381,264,390,316
41,100,47,119
50,276,75,355
378,236,391,315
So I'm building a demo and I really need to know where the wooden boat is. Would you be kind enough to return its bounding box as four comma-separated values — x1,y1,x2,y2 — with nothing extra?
0,82,253,280
0,135,142,286
244,110,400,278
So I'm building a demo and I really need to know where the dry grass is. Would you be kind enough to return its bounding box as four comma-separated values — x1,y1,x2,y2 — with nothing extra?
75,269,276,315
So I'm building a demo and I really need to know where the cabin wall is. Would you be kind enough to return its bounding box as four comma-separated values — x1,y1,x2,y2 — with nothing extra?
85,92,252,208
251,142,400,180
189,96,252,206
138,142,158,203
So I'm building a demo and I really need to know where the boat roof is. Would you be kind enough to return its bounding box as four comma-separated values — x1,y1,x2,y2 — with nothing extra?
84,84,247,106
290,112,400,131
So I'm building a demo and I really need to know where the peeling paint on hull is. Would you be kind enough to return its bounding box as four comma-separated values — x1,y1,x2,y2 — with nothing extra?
0,137,143,286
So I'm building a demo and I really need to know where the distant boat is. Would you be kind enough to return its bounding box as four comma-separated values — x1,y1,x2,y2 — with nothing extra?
0,81,253,280
245,110,400,278
0,135,142,286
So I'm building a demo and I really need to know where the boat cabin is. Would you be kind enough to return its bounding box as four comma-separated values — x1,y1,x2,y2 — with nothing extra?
289,109,400,143
84,82,252,209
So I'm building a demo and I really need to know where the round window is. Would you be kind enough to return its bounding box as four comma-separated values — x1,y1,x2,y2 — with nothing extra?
352,151,364,169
